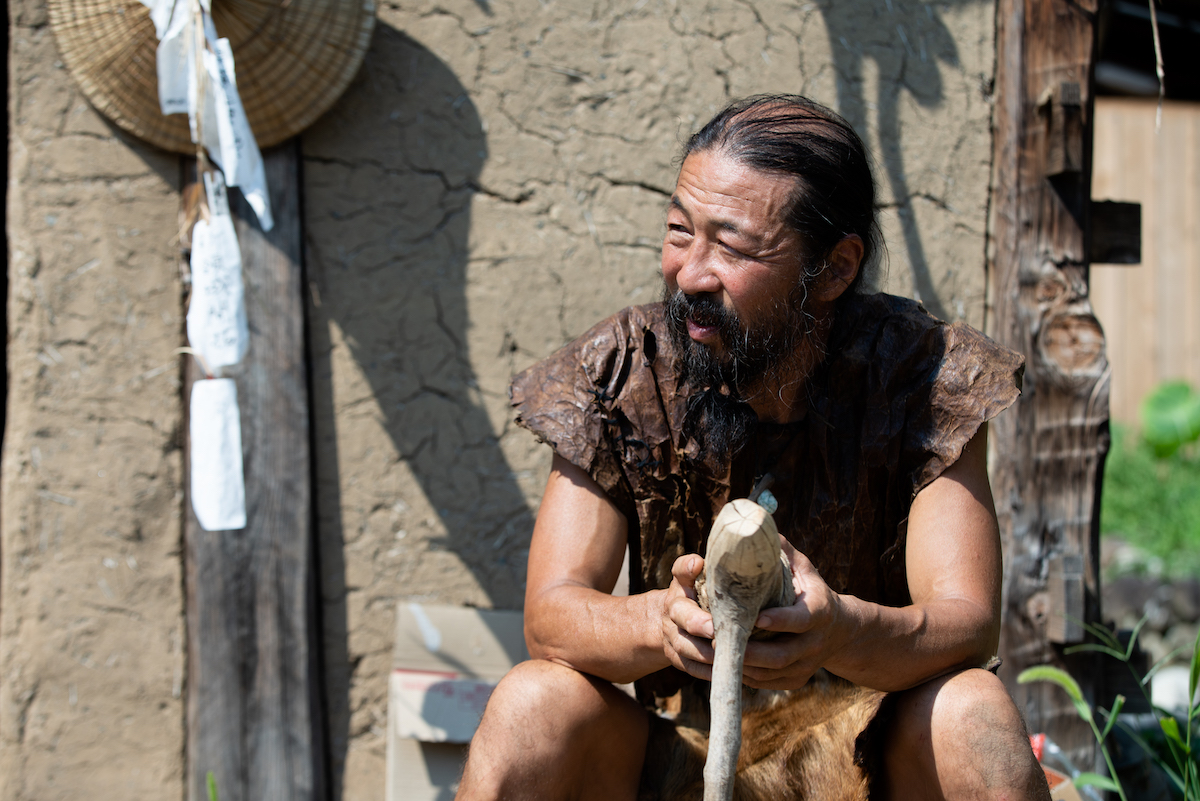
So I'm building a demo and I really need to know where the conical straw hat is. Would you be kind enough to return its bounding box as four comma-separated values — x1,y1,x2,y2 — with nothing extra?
49,0,376,153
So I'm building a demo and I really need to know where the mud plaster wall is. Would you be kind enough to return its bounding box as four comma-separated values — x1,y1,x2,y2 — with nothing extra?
3,1,186,798
4,0,995,798
308,1,995,796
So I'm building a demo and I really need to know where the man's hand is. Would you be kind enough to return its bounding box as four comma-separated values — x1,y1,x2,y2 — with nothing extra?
659,546,851,689
738,540,852,691
660,554,716,679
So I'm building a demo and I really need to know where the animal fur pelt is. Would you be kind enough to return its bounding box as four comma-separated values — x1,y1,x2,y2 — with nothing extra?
638,674,889,801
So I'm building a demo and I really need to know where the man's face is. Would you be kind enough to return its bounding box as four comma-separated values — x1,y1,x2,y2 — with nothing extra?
661,148,813,391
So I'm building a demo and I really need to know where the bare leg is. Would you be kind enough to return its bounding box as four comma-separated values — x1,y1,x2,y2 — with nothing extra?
882,668,1051,801
456,660,650,801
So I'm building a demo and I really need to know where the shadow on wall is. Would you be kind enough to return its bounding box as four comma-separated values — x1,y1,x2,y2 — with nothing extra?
302,23,530,792
820,0,979,322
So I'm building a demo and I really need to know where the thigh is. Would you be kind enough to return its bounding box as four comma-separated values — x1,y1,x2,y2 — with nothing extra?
880,669,1050,801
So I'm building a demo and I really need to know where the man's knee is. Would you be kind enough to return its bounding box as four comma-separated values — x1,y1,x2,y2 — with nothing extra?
459,660,649,801
902,666,1027,733
478,659,635,737
886,669,1050,801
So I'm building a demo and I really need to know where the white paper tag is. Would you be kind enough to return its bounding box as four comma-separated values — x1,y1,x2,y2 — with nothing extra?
145,0,272,228
190,378,247,531
200,38,273,231
154,0,192,115
187,172,248,369
138,0,182,39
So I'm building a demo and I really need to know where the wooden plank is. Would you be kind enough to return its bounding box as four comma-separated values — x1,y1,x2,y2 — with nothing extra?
183,142,325,801
986,0,1107,767
1187,111,1200,387
1090,99,1200,423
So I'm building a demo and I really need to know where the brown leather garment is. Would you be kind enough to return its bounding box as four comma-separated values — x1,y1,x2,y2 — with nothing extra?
512,292,1021,660
510,290,1023,743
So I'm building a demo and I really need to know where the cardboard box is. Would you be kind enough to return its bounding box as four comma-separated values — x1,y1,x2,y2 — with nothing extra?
1043,765,1084,801
387,603,528,801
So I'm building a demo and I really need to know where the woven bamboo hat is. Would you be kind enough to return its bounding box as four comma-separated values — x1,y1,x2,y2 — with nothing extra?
49,0,376,153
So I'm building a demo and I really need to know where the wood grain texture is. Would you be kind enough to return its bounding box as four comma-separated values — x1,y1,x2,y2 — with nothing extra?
1091,99,1200,424
184,142,325,801
986,0,1108,768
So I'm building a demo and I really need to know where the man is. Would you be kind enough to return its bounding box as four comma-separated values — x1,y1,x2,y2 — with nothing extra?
457,95,1051,800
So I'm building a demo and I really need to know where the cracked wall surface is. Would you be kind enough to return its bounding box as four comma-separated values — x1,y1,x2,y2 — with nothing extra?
304,1,996,797
3,1,187,798
4,0,995,798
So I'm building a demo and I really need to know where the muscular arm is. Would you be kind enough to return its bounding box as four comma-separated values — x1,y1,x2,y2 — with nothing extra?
811,422,1001,689
688,424,1002,692
523,454,679,684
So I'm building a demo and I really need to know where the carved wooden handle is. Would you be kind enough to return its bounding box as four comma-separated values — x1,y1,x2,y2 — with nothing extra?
698,499,794,801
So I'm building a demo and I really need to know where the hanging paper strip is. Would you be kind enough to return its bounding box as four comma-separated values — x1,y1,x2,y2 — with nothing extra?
139,0,273,230
187,171,249,370
189,378,247,531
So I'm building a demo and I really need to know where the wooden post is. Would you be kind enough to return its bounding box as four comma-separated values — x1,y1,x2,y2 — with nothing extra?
987,0,1109,769
183,142,325,801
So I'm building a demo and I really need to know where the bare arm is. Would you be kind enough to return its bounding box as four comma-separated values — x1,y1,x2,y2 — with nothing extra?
665,424,1002,692
524,454,708,684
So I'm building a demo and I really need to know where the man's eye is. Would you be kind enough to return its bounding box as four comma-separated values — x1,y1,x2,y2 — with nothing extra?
667,223,689,233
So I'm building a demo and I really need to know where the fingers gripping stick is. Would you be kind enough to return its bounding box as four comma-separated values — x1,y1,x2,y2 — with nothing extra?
696,499,794,801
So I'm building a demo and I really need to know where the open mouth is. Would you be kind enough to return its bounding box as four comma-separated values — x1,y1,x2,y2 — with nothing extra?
664,286,732,347
686,316,721,342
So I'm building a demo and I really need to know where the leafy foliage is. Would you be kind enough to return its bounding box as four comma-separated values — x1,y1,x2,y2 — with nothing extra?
1141,381,1200,458
1101,422,1200,577
1019,619,1200,799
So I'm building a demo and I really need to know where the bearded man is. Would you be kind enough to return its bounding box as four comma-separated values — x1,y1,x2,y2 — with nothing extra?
455,95,1051,801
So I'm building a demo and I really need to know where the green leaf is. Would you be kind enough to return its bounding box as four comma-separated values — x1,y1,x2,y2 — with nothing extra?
1116,719,1187,792
1144,648,1190,686
207,772,219,801
1161,716,1190,754
1064,643,1127,661
1019,665,1083,701
1140,380,1200,457
1018,665,1092,722
1128,615,1151,661
1074,772,1122,791
1082,619,1125,651
1102,695,1126,741
1080,618,1123,652
1189,628,1200,710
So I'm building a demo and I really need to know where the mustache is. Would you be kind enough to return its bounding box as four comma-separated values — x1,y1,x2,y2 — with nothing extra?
663,290,740,340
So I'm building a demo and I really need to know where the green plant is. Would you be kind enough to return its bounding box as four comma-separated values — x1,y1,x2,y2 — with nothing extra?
1101,422,1200,578
207,771,219,801
1017,665,1128,799
1141,381,1200,458
1018,618,1200,799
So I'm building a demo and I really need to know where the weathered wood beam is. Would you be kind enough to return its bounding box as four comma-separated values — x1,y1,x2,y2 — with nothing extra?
987,0,1109,769
183,142,325,801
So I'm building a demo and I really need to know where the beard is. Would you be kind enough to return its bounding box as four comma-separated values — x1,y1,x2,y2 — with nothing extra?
663,279,818,460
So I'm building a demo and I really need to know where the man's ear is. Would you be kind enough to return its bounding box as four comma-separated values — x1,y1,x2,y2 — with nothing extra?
813,235,863,302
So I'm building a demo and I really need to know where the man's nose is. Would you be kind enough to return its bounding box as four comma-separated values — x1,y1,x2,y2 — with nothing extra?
673,243,722,296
